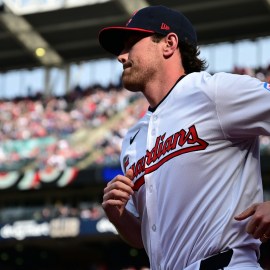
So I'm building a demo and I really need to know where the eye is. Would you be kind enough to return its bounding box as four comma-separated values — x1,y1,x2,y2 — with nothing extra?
124,33,152,50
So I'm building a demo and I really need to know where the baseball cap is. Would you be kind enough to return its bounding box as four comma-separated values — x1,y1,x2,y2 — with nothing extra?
98,5,197,56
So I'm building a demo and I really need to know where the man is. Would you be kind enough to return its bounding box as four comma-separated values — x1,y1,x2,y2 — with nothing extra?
99,5,270,269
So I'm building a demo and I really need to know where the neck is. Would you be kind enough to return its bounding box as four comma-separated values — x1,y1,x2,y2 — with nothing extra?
143,67,185,108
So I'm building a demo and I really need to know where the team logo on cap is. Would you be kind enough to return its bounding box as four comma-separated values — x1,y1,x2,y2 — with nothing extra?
264,82,270,91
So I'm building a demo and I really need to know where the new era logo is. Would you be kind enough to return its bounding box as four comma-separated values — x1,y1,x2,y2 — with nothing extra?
161,23,170,30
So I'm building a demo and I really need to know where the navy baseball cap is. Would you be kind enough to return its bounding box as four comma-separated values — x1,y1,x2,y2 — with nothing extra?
99,5,197,56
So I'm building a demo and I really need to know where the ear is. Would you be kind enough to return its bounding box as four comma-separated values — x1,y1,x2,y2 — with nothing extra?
163,33,179,58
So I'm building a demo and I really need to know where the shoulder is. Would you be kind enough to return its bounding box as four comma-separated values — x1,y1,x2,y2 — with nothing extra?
183,71,263,97
180,71,216,91
121,111,150,147
178,71,217,100
184,71,258,81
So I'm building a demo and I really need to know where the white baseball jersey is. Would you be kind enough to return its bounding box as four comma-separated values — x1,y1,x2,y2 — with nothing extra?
120,71,270,270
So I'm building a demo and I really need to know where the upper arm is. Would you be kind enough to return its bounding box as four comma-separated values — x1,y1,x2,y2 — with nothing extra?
214,73,270,138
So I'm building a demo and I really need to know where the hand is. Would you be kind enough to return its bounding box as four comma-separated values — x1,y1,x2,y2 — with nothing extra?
102,169,134,223
234,201,270,242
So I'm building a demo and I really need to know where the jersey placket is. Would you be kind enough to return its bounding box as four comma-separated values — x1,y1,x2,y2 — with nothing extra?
145,112,163,268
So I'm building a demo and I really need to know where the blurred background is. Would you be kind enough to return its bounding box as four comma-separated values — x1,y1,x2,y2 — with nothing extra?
0,0,270,269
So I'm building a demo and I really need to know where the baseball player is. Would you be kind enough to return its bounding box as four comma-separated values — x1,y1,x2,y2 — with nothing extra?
99,5,270,270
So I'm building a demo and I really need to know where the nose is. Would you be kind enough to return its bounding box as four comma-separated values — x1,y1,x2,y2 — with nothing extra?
117,50,128,64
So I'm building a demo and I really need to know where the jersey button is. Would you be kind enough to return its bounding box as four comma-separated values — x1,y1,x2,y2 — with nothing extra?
153,115,158,121
152,224,156,231
149,185,153,193
151,129,156,136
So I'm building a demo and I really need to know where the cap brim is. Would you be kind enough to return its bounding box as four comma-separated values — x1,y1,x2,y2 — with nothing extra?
99,27,155,56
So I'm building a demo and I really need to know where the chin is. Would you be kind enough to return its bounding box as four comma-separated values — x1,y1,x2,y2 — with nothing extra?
122,78,140,92
123,83,140,92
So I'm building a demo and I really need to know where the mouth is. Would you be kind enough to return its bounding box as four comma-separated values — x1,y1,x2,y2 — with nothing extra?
123,61,132,70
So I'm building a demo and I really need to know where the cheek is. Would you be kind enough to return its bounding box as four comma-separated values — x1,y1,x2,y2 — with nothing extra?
130,45,160,73
142,52,161,73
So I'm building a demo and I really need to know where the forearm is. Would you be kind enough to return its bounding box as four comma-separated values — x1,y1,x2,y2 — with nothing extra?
111,208,144,249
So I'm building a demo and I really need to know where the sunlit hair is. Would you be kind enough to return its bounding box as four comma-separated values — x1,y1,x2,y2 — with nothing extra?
151,34,207,74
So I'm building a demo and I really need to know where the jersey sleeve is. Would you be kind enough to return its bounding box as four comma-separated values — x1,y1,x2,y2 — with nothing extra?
213,73,270,138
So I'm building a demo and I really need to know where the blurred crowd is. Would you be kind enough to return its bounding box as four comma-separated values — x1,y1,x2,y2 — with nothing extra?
0,200,104,224
0,65,270,172
0,84,141,171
